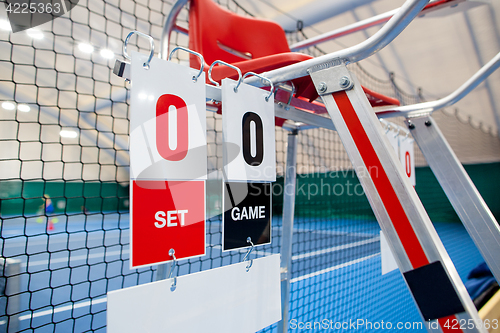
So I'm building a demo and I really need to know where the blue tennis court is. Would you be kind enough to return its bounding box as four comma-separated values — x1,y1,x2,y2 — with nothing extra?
0,213,484,333
1,0,500,330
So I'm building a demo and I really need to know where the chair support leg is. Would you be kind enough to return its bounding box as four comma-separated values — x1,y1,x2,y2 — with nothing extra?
407,115,500,285
309,65,485,332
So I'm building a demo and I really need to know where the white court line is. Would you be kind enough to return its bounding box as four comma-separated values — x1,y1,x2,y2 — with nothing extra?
294,227,377,238
25,242,267,268
19,297,107,321
210,244,276,257
292,237,379,261
19,253,381,320
25,250,124,267
25,243,272,268
25,237,375,267
24,237,375,268
4,233,123,246
290,253,381,283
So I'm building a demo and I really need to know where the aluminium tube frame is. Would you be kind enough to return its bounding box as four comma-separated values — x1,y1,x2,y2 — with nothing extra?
370,50,500,298
289,0,464,52
277,132,298,333
407,116,500,287
310,64,484,333
376,51,500,118
135,0,499,330
155,0,500,312
160,0,189,60
289,8,399,52
112,50,500,132
244,0,430,86
160,0,431,86
283,50,500,132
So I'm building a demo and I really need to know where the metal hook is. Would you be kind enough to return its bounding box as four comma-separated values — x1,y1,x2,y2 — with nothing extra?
243,237,254,271
286,81,296,108
393,123,411,140
207,60,242,88
275,82,295,110
167,248,178,290
236,72,274,101
168,46,205,82
379,119,390,133
123,31,155,69
400,126,411,141
385,120,411,140
380,119,401,138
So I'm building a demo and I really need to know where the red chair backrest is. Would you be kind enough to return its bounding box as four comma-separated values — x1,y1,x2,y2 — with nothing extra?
188,0,291,69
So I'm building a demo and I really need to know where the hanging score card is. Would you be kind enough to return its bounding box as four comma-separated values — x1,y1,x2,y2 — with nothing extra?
131,180,205,268
399,137,415,186
221,78,276,182
383,126,415,187
223,182,271,251
129,52,206,268
108,254,281,333
384,128,399,154
129,52,207,181
221,78,275,250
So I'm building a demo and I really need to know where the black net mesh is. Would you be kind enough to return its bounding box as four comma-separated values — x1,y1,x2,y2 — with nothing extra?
0,0,499,332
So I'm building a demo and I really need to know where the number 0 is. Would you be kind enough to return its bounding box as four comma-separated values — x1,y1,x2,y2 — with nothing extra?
156,94,189,161
405,151,411,177
242,112,264,166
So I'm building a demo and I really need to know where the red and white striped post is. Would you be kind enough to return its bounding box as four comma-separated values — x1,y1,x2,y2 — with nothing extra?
310,64,485,333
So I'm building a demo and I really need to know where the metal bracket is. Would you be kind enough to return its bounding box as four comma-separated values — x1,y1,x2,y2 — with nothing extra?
308,64,354,95
113,59,131,80
111,60,337,132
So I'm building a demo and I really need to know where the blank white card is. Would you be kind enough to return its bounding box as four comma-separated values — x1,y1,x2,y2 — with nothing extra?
107,254,281,333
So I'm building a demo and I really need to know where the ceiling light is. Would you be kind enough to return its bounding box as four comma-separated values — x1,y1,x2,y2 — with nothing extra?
17,104,30,112
100,49,114,59
26,28,44,39
78,42,94,53
0,19,11,31
60,130,78,138
2,101,15,110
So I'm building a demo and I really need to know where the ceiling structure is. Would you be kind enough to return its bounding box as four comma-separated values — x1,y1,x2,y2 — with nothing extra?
0,0,498,183
236,0,500,135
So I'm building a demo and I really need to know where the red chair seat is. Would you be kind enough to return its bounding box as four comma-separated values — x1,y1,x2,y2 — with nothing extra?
188,0,399,126
208,52,321,101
